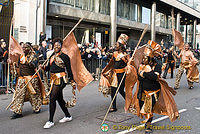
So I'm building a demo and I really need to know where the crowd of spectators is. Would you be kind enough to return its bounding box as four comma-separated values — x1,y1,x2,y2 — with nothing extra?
79,41,133,80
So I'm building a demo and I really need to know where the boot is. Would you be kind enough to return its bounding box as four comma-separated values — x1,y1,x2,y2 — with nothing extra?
11,113,23,119
145,118,153,134
145,123,153,134
33,109,41,114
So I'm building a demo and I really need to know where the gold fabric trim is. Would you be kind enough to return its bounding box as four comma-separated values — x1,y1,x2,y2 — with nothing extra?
18,75,38,94
54,54,65,68
140,90,160,115
111,72,118,87
181,61,199,83
140,95,152,114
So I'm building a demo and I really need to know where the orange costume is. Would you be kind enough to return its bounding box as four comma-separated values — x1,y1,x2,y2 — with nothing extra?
174,48,199,89
125,41,179,133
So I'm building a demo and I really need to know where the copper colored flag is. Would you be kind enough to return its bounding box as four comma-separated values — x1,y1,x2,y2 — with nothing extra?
124,45,145,112
62,32,94,91
129,45,146,69
9,36,24,63
172,29,184,50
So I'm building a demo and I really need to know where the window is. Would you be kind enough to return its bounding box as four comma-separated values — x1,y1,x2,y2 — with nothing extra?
50,0,94,12
99,0,110,15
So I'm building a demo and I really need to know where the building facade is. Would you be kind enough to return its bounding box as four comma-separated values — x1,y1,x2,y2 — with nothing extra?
178,0,200,48
13,0,200,49
0,0,13,44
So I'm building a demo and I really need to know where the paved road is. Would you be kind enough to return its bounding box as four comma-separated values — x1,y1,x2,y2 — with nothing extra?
0,69,200,134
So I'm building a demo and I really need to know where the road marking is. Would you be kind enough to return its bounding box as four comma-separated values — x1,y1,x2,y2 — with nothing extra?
116,109,187,134
195,107,200,111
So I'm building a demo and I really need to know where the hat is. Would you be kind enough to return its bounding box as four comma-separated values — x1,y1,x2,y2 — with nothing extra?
144,40,161,57
117,34,129,45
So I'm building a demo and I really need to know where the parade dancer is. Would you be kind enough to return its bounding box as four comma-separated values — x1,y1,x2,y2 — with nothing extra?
9,43,42,119
127,40,179,134
174,44,199,90
153,47,163,76
162,46,175,79
42,39,76,129
99,34,130,112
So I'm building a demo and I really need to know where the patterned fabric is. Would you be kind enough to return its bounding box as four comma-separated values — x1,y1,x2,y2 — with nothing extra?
65,88,77,108
139,90,160,123
20,52,37,64
19,52,38,77
10,77,42,114
50,52,65,68
174,64,193,89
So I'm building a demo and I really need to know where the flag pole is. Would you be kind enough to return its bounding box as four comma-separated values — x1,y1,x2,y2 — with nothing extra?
171,8,176,43
6,40,11,94
171,8,175,31
6,18,84,110
171,8,178,73
6,17,14,95
101,25,149,126
63,18,83,41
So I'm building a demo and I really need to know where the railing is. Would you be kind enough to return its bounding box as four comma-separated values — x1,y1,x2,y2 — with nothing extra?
0,58,104,93
82,58,103,80
0,62,7,88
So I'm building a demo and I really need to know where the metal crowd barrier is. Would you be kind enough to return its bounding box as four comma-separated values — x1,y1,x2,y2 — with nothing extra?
0,58,104,93
39,58,103,81
0,62,10,93
0,62,7,88
82,58,103,80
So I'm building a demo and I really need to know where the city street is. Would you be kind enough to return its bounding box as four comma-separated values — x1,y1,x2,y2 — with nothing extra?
0,69,200,134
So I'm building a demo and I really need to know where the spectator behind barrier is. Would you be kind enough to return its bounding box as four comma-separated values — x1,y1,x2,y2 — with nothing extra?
39,41,47,60
39,32,46,45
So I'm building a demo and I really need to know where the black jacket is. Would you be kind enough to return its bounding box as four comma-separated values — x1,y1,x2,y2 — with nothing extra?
45,52,74,81
137,69,161,100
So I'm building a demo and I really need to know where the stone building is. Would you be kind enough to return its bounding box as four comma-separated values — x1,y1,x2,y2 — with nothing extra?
12,0,200,49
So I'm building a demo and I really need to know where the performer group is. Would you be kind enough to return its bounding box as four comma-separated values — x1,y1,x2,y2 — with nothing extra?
6,29,199,133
